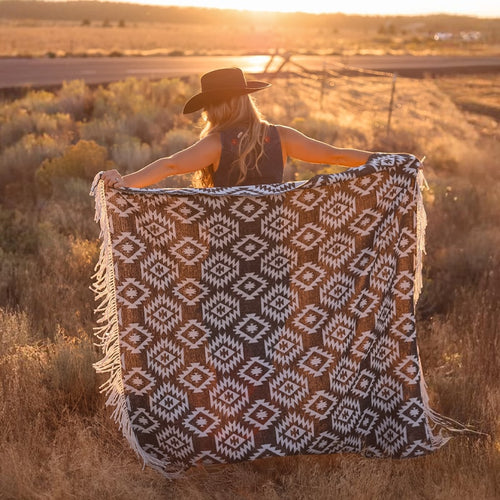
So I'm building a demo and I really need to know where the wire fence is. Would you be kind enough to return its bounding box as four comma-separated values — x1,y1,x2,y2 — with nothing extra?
262,53,398,134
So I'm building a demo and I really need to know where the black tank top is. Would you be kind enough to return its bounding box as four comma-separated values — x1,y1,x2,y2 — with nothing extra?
213,125,284,187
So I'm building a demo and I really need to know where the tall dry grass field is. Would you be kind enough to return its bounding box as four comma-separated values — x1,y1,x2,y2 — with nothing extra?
1,16,499,58
0,72,498,498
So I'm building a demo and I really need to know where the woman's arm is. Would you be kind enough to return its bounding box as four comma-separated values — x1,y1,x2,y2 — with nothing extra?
277,125,372,167
100,134,221,188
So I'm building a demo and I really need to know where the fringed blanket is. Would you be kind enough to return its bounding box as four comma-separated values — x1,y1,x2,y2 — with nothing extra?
91,153,451,478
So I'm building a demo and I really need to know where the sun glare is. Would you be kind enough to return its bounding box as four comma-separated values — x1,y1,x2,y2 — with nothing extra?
132,0,499,17
132,0,500,17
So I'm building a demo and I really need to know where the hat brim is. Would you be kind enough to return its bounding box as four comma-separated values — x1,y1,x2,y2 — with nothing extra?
183,80,271,114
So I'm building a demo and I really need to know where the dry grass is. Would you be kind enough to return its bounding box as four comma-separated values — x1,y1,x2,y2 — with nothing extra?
0,73,499,498
0,20,498,58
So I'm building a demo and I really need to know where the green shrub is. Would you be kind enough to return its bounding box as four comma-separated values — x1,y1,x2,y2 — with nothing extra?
36,140,114,196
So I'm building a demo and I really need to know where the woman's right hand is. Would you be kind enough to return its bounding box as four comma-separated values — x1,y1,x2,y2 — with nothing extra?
100,169,126,189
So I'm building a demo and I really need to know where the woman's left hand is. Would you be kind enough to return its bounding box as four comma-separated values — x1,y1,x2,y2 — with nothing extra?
100,169,126,188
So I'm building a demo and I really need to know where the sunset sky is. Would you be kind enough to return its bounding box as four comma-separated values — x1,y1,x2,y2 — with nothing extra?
124,0,499,17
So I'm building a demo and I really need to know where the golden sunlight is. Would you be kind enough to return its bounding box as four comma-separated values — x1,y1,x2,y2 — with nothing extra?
136,0,499,17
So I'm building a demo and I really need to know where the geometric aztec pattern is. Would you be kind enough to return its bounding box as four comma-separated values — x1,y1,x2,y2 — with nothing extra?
93,153,448,477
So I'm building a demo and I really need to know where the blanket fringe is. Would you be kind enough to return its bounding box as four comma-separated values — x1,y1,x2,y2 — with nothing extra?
414,167,428,307
413,168,487,441
91,178,183,479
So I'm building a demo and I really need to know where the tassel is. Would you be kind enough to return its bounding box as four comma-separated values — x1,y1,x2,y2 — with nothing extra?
90,179,182,479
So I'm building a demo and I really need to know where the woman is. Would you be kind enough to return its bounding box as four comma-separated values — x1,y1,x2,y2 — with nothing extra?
100,67,372,189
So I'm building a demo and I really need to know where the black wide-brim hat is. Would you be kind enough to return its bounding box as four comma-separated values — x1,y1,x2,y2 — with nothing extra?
183,67,271,114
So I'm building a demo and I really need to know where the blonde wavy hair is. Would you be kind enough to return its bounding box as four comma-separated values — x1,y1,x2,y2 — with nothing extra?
192,94,269,188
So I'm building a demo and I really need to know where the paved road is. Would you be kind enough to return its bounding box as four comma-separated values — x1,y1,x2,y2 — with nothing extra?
0,54,498,88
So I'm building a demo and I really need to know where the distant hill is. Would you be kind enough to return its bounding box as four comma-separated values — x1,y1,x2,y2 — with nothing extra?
0,0,498,33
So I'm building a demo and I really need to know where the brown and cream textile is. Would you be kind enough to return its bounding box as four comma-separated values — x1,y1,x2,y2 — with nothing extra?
91,153,449,477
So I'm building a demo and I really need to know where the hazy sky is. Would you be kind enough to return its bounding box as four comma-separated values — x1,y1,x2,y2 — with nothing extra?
128,0,499,17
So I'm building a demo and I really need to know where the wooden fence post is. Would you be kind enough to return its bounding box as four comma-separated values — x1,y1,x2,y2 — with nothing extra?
386,73,397,135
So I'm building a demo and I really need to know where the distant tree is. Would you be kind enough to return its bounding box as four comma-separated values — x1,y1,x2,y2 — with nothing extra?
102,18,111,28
81,18,90,26
118,19,125,28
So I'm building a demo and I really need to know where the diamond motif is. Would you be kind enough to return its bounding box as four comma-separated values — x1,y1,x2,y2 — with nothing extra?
331,397,361,435
176,320,209,349
307,431,341,454
269,368,309,409
120,323,152,354
319,232,356,270
330,359,360,395
113,232,146,263
202,253,239,288
107,192,139,217
210,378,249,417
232,234,268,261
299,346,333,377
206,333,245,374
376,175,411,211
144,295,182,335
215,421,255,461
202,291,240,329
304,390,338,421
137,209,176,246
179,362,215,393
232,272,268,300
374,213,400,251
349,208,382,236
322,313,356,353
319,191,356,229
261,283,295,323
399,398,425,427
320,273,356,310
292,262,326,291
239,356,274,386
393,271,414,299
130,408,159,434
116,278,150,309
261,206,299,242
169,198,205,223
371,375,404,412
395,355,420,385
395,227,416,257
350,330,377,360
291,187,325,211
123,367,155,396
147,337,184,379
375,417,408,455
171,237,207,265
349,248,377,276
234,314,271,344
370,336,400,372
173,278,209,305
292,222,325,251
357,408,379,436
391,313,416,342
275,412,314,453
260,245,296,281
156,425,194,460
292,304,328,335
230,197,268,221
150,382,189,422
140,250,178,290
200,212,239,249
264,327,304,366
243,399,281,430
184,407,220,437
349,290,379,318
351,369,377,398
349,172,382,195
